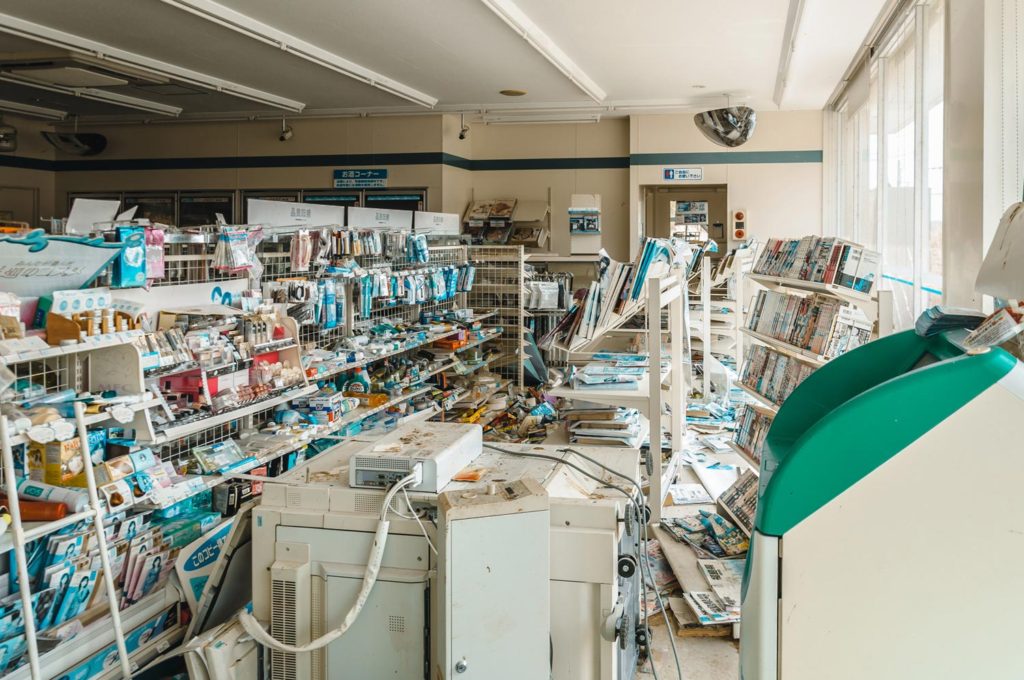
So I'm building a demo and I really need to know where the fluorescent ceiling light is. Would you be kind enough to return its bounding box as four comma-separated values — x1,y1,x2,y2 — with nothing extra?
0,97,67,121
478,0,606,103
0,73,182,117
0,11,305,112
773,0,806,107
157,0,438,108
482,112,601,125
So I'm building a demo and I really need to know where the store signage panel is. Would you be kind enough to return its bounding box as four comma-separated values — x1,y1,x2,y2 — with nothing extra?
246,198,344,227
333,168,388,188
348,206,414,230
414,211,460,235
0,230,125,299
663,167,704,181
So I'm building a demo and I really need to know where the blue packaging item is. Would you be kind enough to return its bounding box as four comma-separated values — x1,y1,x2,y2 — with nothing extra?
111,226,147,288
128,447,157,472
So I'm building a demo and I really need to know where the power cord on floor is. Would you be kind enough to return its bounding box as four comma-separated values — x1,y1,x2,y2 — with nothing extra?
482,444,683,680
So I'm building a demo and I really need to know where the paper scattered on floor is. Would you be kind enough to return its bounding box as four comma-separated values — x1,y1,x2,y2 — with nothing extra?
697,559,745,615
668,483,713,505
683,591,740,625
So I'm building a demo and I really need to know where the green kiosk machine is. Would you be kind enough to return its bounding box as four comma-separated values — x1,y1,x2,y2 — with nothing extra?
739,328,1024,680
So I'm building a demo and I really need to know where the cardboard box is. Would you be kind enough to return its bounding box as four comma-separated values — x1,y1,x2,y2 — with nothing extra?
29,438,85,486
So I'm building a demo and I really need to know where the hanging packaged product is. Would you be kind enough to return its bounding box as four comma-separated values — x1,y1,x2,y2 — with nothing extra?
145,226,166,281
213,228,254,272
291,229,313,272
111,226,148,288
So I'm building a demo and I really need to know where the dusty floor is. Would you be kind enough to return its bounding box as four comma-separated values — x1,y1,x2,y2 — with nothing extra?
644,621,738,680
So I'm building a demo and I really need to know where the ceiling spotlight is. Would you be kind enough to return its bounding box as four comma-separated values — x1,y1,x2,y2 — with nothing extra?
458,113,470,140
279,117,293,142
694,106,757,148
499,89,527,97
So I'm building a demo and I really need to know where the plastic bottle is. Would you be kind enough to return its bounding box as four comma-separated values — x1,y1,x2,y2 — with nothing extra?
12,478,90,513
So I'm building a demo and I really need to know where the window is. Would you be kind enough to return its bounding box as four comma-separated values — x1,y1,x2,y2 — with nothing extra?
831,0,945,330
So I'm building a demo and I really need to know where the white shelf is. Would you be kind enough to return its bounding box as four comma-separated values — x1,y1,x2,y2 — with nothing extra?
5,585,180,680
0,330,145,366
725,439,761,475
740,327,828,367
734,383,780,413
747,273,875,307
524,253,601,263
312,328,462,380
547,365,671,415
148,384,318,444
0,509,98,556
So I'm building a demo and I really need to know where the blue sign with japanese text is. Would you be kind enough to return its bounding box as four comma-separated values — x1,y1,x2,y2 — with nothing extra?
663,167,704,181
333,169,388,188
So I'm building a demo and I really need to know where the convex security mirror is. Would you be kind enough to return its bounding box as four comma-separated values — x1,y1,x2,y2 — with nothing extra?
694,107,757,148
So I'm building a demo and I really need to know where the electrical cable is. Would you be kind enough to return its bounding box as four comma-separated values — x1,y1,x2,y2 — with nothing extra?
402,486,437,555
482,444,683,680
238,468,420,654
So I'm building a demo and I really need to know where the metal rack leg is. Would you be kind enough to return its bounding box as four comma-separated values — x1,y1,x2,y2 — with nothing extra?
0,416,42,680
73,402,133,679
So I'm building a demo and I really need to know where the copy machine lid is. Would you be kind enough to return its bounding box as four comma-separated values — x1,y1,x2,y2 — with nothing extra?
755,329,1017,537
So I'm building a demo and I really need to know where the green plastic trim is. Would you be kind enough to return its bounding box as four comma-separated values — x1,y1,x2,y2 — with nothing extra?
755,330,1016,536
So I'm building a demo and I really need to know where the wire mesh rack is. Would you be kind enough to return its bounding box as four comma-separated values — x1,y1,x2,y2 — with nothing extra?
156,419,239,464
468,245,524,387
10,354,81,398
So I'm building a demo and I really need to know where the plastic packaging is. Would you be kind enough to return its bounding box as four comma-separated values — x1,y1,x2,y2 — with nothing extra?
12,478,90,513
0,495,67,521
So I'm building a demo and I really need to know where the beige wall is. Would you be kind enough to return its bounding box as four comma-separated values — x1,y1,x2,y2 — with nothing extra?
630,110,824,257
52,116,445,213
12,110,824,264
0,115,56,226
467,118,631,259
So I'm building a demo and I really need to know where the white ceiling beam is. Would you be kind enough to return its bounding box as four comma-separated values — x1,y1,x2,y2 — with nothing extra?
0,11,305,112
773,0,806,107
157,0,438,109
0,97,67,121
0,73,182,116
477,0,607,103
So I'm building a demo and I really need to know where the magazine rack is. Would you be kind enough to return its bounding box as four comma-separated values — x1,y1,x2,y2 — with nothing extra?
548,271,688,523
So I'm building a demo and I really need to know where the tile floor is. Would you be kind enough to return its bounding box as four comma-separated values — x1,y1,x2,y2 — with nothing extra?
646,626,738,680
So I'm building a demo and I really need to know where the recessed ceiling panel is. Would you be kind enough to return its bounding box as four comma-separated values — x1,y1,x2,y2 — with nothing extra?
514,0,789,107
9,66,128,87
0,0,407,110
208,0,590,105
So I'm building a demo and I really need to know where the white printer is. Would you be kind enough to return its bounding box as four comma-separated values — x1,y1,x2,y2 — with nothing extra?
247,421,643,680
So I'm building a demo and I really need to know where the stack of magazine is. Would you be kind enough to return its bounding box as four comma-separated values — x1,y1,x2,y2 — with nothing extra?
739,344,816,406
747,290,872,359
753,236,880,294
540,239,676,351
734,405,772,464
563,404,645,447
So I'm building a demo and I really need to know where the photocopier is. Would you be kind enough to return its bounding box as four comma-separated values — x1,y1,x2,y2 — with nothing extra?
199,421,645,680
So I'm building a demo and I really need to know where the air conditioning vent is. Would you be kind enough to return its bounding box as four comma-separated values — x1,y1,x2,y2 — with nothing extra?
354,493,384,514
353,455,411,472
271,579,298,680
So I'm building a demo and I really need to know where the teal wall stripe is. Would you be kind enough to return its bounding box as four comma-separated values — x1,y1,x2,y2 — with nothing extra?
0,149,822,173
630,150,823,165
